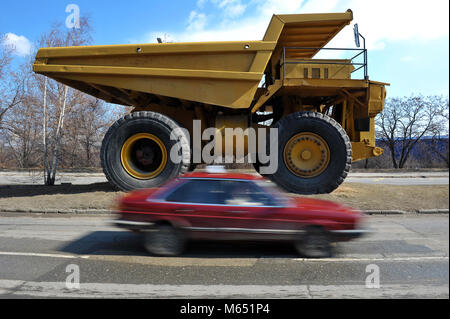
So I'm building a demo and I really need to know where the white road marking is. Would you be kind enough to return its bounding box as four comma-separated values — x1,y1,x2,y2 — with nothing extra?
0,251,448,265
293,256,449,262
0,251,90,259
0,280,447,298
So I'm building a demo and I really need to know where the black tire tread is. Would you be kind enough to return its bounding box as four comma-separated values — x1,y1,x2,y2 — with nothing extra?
271,111,352,194
100,111,190,191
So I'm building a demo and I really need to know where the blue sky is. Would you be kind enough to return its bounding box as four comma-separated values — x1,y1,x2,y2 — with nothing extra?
1,0,449,98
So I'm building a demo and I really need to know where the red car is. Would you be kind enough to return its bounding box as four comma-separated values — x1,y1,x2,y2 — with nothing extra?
114,172,367,258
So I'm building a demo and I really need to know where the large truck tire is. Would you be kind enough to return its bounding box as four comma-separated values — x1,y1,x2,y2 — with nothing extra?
101,111,190,191
267,111,351,194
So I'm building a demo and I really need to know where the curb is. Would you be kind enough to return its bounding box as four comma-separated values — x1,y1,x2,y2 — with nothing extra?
0,208,111,215
0,209,448,215
363,210,406,215
416,209,450,214
363,209,449,215
349,175,449,179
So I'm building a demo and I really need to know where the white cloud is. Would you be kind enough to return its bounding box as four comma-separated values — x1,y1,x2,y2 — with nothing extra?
197,0,207,8
187,11,208,31
256,0,303,16
146,1,305,42
206,0,247,18
144,0,449,48
2,33,33,57
299,0,339,13
326,0,450,50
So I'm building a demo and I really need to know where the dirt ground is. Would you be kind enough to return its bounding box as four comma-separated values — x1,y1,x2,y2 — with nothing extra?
0,182,448,213
306,183,449,211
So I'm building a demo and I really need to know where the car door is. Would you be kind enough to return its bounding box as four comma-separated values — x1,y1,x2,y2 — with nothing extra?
208,180,286,240
162,179,230,235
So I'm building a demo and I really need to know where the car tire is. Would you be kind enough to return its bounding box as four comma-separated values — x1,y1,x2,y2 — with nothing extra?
267,111,352,194
143,225,186,256
101,111,190,191
295,227,332,258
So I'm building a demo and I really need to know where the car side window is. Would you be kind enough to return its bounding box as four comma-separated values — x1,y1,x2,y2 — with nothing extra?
165,179,226,204
223,181,277,207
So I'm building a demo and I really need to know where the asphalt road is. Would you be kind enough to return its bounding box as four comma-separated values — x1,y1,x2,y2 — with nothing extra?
0,171,448,185
0,213,448,298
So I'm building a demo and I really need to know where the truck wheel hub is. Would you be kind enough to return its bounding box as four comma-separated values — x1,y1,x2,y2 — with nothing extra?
301,150,312,160
121,133,167,179
284,133,330,178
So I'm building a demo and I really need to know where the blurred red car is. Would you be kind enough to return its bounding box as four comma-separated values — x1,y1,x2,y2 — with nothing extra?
114,172,367,258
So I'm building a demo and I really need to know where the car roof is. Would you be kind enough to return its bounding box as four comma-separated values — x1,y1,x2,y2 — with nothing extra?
180,172,264,181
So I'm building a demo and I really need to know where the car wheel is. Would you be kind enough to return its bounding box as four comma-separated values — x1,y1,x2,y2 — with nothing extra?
295,227,332,258
143,225,186,256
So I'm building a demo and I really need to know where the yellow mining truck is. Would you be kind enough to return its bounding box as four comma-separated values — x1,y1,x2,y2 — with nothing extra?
33,10,388,194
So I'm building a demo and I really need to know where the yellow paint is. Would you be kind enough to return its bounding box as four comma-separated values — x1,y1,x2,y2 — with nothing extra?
120,133,167,179
283,59,354,80
351,142,384,162
283,133,331,178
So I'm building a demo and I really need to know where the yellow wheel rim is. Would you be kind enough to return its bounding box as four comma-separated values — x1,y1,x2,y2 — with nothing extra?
283,132,330,178
120,133,168,180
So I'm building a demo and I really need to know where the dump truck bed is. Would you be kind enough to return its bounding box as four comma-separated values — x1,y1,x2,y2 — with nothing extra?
33,10,354,109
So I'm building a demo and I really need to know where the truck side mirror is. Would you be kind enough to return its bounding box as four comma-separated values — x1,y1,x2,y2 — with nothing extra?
354,24,360,48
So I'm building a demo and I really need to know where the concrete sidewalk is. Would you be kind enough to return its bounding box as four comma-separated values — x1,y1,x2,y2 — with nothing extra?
349,171,449,178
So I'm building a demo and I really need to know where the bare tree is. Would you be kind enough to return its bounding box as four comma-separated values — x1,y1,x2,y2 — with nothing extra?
428,98,449,167
36,17,94,184
0,34,24,126
376,95,445,168
0,18,122,172
60,95,113,168
1,62,42,168
0,17,127,172
0,33,13,77
75,98,111,167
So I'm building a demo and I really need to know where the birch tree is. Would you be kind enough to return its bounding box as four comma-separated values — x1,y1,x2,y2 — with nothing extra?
37,18,93,185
